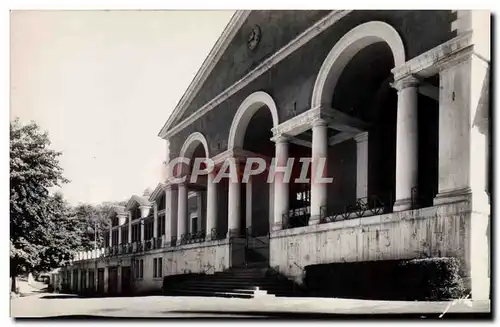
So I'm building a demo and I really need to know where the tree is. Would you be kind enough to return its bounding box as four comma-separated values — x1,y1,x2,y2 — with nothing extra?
73,203,111,250
10,119,70,292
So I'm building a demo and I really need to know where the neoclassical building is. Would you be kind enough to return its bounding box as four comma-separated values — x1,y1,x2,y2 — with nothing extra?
64,10,490,300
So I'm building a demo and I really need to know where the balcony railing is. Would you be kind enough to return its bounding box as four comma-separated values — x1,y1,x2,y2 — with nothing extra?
319,193,393,224
282,206,310,229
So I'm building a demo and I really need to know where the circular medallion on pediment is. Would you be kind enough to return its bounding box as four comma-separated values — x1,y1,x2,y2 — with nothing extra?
247,25,261,51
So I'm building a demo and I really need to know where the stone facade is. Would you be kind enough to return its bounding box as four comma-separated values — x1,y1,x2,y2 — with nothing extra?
63,10,490,300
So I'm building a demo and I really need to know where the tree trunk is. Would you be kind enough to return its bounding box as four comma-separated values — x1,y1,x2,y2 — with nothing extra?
10,269,17,293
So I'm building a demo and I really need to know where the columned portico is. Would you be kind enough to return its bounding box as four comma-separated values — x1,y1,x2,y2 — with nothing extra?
392,75,419,212
272,137,289,231
309,118,328,225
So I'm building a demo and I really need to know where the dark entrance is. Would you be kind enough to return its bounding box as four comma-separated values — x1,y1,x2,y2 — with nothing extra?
97,268,105,294
121,266,132,295
108,266,118,295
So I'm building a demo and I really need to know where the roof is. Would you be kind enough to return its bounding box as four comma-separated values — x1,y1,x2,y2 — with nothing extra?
125,195,153,210
148,183,166,202
106,205,126,219
158,11,249,139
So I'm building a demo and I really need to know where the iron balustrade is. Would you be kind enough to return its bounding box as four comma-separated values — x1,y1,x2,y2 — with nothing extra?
320,193,393,224
282,207,310,229
145,239,152,251
170,236,177,247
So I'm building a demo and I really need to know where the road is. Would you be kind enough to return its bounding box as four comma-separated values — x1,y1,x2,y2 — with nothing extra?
10,292,491,319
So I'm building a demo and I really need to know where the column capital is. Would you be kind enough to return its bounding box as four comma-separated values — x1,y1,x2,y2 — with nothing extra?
312,118,328,128
391,74,420,91
354,131,369,143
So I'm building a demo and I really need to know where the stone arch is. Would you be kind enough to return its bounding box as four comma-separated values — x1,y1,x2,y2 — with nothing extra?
179,131,210,159
228,91,279,150
311,21,406,108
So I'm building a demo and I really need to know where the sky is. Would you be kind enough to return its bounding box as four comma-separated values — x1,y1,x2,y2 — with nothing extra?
10,10,235,205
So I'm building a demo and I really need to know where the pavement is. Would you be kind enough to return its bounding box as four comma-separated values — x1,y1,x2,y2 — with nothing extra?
10,292,491,319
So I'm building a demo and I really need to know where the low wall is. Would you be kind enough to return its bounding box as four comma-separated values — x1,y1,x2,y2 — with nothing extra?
269,201,478,286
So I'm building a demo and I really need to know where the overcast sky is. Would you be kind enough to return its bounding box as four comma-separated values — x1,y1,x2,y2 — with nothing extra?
11,10,234,205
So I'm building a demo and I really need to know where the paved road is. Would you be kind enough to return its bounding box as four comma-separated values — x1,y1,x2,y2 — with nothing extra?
10,293,491,319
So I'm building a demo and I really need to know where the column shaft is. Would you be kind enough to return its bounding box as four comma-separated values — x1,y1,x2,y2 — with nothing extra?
206,172,217,239
227,159,241,236
273,138,289,230
310,119,328,224
393,75,419,212
355,132,369,200
177,182,188,241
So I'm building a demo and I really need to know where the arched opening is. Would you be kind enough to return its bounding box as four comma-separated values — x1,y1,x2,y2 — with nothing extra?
179,133,210,240
331,42,397,210
242,105,275,238
226,91,278,264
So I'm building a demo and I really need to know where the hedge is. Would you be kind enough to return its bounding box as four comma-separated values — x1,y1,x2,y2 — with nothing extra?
304,257,467,301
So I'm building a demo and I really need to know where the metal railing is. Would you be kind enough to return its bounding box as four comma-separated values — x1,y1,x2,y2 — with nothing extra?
282,207,310,229
320,193,393,224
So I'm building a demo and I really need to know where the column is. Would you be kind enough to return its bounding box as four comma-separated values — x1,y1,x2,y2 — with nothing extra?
355,132,369,200
153,203,158,239
108,224,112,247
117,266,122,295
309,119,328,225
206,171,218,239
269,179,274,232
196,192,203,232
177,182,188,242
227,159,241,237
118,226,122,245
246,176,252,233
104,267,109,294
128,211,132,243
140,219,144,242
165,185,178,245
273,137,289,230
392,75,419,212
433,54,490,300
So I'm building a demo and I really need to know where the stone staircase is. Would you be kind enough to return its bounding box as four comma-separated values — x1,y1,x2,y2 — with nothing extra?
163,260,306,299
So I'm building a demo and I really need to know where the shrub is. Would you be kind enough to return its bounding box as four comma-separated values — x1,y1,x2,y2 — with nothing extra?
304,257,467,301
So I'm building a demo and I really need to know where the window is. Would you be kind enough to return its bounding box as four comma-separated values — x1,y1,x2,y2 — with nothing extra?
132,224,140,242
157,214,165,237
134,259,144,279
121,226,129,244
153,257,163,278
112,229,119,246
191,217,198,234
144,218,154,240
104,232,110,247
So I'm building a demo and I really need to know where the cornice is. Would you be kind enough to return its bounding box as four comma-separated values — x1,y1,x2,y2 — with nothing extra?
159,10,351,140
158,11,251,138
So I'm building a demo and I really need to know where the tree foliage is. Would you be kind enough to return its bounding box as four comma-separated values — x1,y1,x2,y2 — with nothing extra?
10,119,71,277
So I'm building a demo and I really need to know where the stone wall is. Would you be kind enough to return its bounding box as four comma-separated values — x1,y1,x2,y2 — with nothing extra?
269,201,476,286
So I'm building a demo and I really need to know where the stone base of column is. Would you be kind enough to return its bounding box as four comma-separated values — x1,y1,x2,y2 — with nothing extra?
308,216,320,226
271,222,283,232
433,187,472,206
392,198,412,212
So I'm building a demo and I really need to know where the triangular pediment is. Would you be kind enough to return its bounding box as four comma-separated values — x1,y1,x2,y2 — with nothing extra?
158,10,332,138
